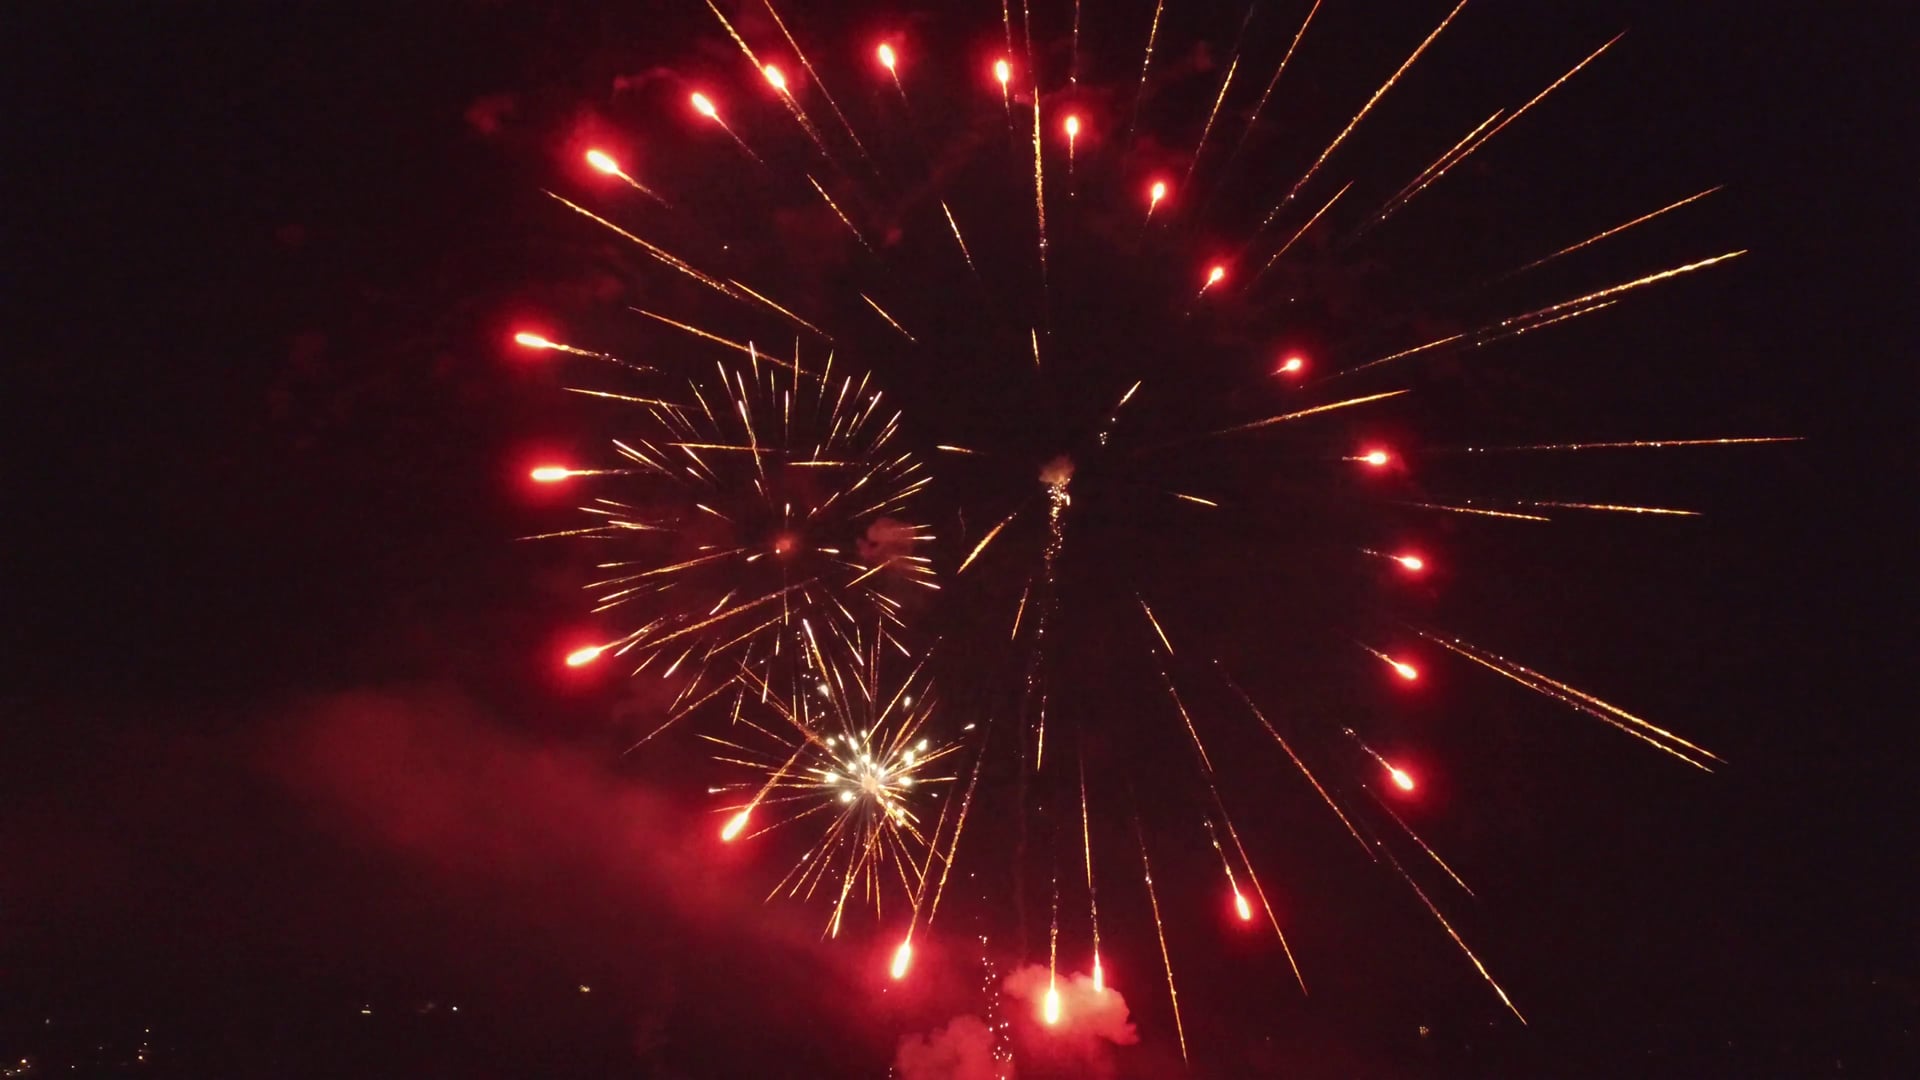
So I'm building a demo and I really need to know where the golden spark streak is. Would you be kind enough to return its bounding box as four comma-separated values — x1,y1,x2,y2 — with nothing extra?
958,509,1020,575
1010,581,1030,640
1263,0,1470,226
1137,826,1188,1062
1209,389,1409,436
940,201,978,276
1522,500,1700,516
760,0,871,161
925,726,989,926
1031,87,1047,280
725,278,831,340
1215,811,1308,993
1137,596,1175,654
1401,501,1551,522
1030,328,1041,369
1372,109,1504,222
935,444,980,455
1493,251,1748,333
1220,668,1373,856
860,293,917,343
1420,633,1722,767
1372,790,1475,896
1507,185,1725,279
1078,751,1099,975
1384,846,1527,1023
1183,52,1240,187
1258,181,1351,277
1229,0,1321,164
809,176,870,250
1126,0,1166,143
1381,35,1622,224
1170,492,1218,508
1453,435,1800,454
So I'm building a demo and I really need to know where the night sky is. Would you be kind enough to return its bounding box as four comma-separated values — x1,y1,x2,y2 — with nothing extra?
4,1,1913,1076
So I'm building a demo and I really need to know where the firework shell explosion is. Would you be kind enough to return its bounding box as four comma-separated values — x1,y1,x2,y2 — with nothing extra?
503,0,1794,1058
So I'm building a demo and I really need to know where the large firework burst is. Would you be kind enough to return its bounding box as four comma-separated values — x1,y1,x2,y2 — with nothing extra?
506,0,1793,1059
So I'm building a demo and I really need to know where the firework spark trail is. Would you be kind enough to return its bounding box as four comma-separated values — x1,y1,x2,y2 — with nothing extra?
760,0,873,163
1224,0,1322,170
940,200,979,277
1401,501,1552,522
925,720,989,926
809,175,871,249
1031,87,1048,284
1419,633,1721,769
1361,109,1504,231
1027,464,1073,770
1521,500,1700,516
860,293,917,343
690,92,764,164
1255,181,1352,280
1219,665,1375,857
1077,750,1102,989
1182,40,1244,191
1445,435,1800,454
703,1,833,163
548,192,825,338
1142,612,1309,991
1204,389,1409,438
958,508,1021,575
1372,34,1623,226
1368,787,1475,896
1381,845,1527,1023
1069,0,1082,86
1260,0,1471,229
1336,251,1748,381
582,150,671,206
1497,186,1724,282
1136,821,1188,1063
1125,0,1166,147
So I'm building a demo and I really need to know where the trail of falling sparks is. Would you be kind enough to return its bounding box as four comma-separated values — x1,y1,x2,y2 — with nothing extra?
1381,845,1527,1023
1226,0,1321,168
1136,823,1187,1063
1448,435,1800,454
1419,633,1721,769
1500,186,1724,281
1031,88,1048,283
809,176,871,250
1207,389,1409,438
1337,251,1748,380
1401,501,1551,522
941,200,978,276
1367,109,1504,228
1219,666,1374,857
1257,182,1351,279
1521,500,1700,516
548,193,820,337
1373,34,1623,226
1078,751,1101,990
1182,47,1242,190
1125,0,1165,145
958,509,1021,575
1029,465,1073,770
1262,0,1470,227
860,293,917,343
759,0,872,162
926,721,990,926
1369,787,1475,896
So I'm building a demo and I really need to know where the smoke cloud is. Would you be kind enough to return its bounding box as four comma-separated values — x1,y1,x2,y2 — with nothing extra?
894,1014,998,1080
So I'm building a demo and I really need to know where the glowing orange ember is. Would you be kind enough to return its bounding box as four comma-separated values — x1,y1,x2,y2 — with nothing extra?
1390,767,1416,792
721,810,751,841
530,466,571,483
994,58,1011,87
584,149,619,175
1042,984,1061,1024
1234,891,1254,921
877,43,896,71
890,940,912,979
1362,449,1391,467
691,92,718,119
1395,554,1425,571
564,644,604,667
763,65,787,91
1279,354,1305,374
513,332,555,349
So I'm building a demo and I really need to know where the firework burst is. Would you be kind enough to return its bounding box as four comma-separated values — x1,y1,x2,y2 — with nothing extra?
504,0,1794,1058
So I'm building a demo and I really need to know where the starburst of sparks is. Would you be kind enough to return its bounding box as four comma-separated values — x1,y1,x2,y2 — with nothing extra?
501,0,1797,1063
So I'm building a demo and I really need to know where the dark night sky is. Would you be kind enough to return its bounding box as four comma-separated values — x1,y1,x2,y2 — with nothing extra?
3,1,1914,1076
